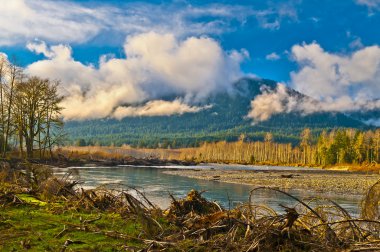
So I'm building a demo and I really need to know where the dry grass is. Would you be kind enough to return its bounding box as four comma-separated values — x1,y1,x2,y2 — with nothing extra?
59,145,187,160
348,163,380,173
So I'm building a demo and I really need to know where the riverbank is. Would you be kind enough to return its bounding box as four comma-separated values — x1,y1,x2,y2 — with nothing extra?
3,152,379,198
0,155,196,170
2,162,380,251
164,168,380,195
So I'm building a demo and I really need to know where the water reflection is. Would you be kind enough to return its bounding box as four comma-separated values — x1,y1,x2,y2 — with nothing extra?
53,166,362,215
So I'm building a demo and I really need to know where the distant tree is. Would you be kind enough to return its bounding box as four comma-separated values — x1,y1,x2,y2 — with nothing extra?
87,139,94,146
76,139,86,147
364,131,375,163
375,129,380,163
300,128,311,146
316,130,328,165
264,133,273,143
239,134,246,142
353,131,364,164
300,128,311,164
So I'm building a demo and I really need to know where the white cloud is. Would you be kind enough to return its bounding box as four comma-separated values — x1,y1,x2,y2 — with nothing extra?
25,32,246,120
265,52,281,61
0,0,102,46
246,83,296,122
290,42,380,101
27,40,72,60
349,37,364,49
356,0,380,9
0,0,294,46
247,82,380,123
0,0,302,46
247,42,380,123
309,17,320,23
112,99,212,119
255,2,299,30
346,32,364,49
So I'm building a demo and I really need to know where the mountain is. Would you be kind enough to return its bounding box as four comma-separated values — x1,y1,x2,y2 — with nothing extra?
64,78,372,147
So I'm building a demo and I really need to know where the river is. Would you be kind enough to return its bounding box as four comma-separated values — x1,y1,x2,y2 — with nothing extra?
53,164,363,215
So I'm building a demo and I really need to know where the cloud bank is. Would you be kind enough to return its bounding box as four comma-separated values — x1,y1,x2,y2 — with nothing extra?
248,42,380,123
112,99,212,119
247,83,298,122
25,32,246,120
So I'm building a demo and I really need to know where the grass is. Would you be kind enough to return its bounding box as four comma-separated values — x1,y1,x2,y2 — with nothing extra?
17,194,48,206
59,145,184,161
0,202,144,251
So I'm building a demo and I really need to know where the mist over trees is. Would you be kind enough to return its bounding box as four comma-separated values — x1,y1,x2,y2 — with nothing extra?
0,56,63,159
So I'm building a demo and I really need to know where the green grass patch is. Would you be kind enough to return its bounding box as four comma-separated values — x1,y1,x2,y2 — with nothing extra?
17,194,47,206
0,204,144,251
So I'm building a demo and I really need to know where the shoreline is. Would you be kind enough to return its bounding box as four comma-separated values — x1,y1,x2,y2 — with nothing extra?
3,155,379,196
0,156,198,169
163,168,380,196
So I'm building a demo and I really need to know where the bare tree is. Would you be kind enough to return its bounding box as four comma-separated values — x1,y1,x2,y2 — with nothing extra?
1,58,22,157
0,55,6,152
14,77,63,159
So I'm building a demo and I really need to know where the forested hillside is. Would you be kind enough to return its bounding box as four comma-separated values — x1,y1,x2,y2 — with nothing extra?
65,78,371,147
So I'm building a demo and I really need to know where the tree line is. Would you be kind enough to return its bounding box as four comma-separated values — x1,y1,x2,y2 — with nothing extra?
0,56,63,159
180,128,380,166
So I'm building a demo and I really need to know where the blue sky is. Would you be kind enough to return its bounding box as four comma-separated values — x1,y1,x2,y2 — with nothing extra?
1,0,379,122
1,0,379,82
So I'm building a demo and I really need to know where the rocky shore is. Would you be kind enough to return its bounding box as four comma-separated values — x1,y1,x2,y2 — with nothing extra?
163,168,380,195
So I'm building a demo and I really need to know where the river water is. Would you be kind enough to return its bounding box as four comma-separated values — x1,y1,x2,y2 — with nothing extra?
53,164,362,215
